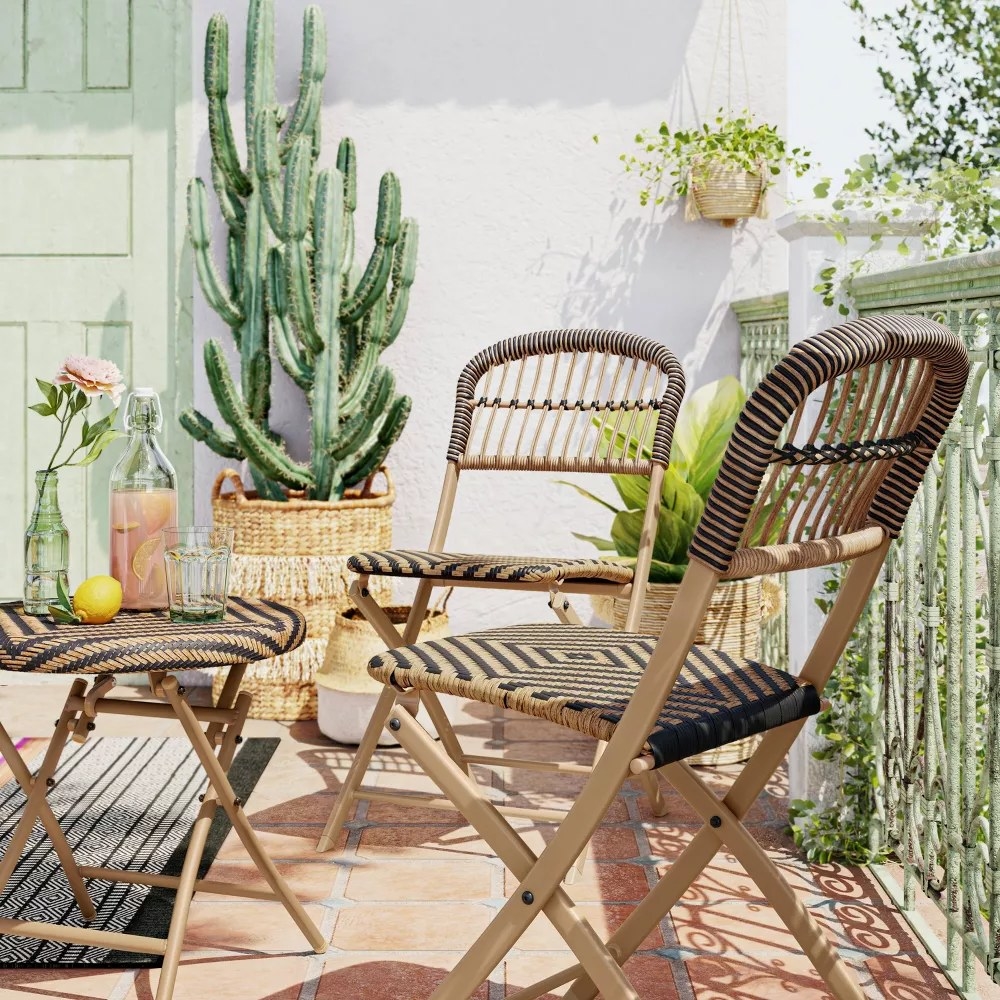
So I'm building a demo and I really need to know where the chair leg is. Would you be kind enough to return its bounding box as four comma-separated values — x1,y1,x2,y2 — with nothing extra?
389,707,637,1000
667,761,866,1000
316,684,399,853
563,753,867,1000
635,768,666,816
0,715,96,920
418,689,471,774
160,677,326,956
549,589,582,625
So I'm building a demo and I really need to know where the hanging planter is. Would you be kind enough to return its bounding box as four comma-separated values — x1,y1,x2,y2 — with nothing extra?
687,155,766,226
602,0,811,225
613,110,810,225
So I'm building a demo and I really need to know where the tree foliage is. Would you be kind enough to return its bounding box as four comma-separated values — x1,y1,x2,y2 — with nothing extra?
848,0,1000,177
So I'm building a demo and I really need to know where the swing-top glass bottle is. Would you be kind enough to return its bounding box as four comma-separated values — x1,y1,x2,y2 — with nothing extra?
108,389,178,609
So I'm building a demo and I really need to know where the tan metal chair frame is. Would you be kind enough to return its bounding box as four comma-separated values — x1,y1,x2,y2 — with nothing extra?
328,316,968,999
0,667,325,1000
318,330,685,857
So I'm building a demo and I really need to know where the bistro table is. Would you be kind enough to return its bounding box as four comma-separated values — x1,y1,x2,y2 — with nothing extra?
0,596,325,1000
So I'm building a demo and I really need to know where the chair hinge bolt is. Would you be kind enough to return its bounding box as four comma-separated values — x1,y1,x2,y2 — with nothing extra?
198,794,205,802
563,601,569,610
389,718,401,731
178,686,186,695
361,588,370,598
45,777,55,788
521,891,534,905
710,815,722,828
233,798,242,809
86,722,96,731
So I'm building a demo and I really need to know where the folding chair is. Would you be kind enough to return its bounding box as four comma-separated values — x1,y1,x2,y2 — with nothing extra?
348,315,967,999
317,328,686,854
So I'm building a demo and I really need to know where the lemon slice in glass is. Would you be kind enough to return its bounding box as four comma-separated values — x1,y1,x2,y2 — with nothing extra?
131,537,162,582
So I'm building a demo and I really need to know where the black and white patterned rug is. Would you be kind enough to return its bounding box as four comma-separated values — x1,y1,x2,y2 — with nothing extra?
0,735,278,967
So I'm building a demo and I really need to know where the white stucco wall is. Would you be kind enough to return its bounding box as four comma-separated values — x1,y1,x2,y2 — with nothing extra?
191,0,790,633
787,0,894,196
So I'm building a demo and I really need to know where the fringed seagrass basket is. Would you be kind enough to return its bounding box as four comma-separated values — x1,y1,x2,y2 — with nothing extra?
594,575,783,764
686,157,766,226
317,601,451,746
210,468,394,720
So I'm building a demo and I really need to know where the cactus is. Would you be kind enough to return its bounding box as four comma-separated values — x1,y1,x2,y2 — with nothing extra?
181,0,416,501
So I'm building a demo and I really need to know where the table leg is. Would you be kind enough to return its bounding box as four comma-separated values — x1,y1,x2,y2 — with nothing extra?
0,681,95,918
154,680,249,1000
0,716,96,920
161,677,326,954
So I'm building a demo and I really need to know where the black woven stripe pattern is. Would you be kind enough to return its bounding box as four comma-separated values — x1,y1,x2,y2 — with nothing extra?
688,315,969,574
445,329,685,468
347,549,634,585
368,624,820,768
770,430,923,466
0,597,306,674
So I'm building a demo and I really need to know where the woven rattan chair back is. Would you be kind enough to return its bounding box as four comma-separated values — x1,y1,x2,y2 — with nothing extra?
689,315,969,581
446,329,685,475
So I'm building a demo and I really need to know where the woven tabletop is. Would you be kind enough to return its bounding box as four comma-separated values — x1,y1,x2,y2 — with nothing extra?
0,596,306,674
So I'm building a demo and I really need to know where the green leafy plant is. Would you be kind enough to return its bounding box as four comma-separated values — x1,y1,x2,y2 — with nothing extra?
564,377,746,581
788,572,887,865
47,577,81,625
606,110,811,208
810,154,1000,314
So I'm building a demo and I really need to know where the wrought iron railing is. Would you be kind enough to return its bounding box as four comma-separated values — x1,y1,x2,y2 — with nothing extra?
853,250,1000,996
735,252,1000,996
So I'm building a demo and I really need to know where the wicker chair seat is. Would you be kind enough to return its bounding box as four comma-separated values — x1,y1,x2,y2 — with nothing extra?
347,550,634,585
369,624,820,767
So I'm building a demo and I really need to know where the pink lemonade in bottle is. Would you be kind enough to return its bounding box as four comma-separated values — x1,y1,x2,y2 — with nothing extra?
109,489,177,608
108,389,178,610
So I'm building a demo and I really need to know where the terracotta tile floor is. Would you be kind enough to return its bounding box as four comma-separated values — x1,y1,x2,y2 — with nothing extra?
0,676,984,999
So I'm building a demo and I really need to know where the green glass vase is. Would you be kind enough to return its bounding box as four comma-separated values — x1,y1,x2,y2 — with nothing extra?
23,470,69,615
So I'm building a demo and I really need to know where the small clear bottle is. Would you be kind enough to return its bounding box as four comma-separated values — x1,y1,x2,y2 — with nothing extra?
23,470,69,614
108,389,178,610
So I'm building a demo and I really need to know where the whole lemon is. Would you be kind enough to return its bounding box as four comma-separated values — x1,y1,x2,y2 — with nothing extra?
73,575,123,625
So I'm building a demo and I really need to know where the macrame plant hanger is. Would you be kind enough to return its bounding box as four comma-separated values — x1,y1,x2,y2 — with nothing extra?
704,0,752,124
687,0,767,223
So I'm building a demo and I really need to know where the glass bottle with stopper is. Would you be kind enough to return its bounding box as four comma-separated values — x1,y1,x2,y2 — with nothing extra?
109,389,178,609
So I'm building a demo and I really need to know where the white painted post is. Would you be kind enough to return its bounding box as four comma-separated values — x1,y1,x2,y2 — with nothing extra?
775,203,929,803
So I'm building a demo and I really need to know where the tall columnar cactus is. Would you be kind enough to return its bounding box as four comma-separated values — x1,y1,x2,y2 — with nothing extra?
181,0,417,501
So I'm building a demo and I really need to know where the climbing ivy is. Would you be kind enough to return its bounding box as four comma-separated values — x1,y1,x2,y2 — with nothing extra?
788,572,888,866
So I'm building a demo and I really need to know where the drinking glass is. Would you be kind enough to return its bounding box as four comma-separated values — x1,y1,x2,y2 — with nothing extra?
162,527,234,623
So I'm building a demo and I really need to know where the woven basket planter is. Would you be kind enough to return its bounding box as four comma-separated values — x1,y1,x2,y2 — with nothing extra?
687,157,765,226
317,603,450,746
210,468,394,721
594,576,769,765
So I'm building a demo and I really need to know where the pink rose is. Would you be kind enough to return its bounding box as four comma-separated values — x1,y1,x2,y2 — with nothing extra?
54,355,126,405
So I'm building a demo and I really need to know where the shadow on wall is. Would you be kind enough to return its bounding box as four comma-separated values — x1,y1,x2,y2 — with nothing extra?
320,0,701,106
549,200,775,385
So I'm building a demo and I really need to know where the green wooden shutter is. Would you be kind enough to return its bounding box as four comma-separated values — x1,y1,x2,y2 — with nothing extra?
0,0,192,596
